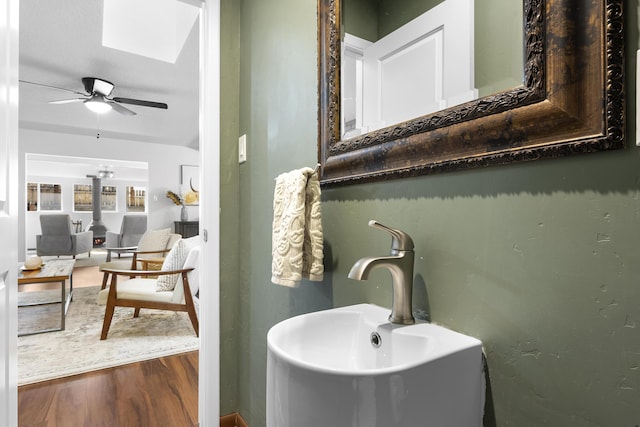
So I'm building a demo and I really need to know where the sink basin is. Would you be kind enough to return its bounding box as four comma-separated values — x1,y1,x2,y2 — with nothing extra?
267,304,484,426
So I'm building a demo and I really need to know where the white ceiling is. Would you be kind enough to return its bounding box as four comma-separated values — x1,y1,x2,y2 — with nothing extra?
19,0,200,150
27,154,148,182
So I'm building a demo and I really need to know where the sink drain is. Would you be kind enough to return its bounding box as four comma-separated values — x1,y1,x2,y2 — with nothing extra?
370,331,381,348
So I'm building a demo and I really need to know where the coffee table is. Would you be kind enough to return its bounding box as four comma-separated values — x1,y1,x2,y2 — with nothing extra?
18,259,75,336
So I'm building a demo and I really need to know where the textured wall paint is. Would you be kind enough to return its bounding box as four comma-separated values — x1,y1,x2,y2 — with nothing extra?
236,1,328,424
219,0,241,415
475,0,522,97
321,154,640,424
231,0,640,425
343,0,378,41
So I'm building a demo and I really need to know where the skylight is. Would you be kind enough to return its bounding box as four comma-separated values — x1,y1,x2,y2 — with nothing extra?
102,0,199,64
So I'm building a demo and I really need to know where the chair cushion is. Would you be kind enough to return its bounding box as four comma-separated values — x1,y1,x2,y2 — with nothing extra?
156,239,188,291
137,228,171,252
182,235,200,251
99,259,135,271
97,278,174,305
165,233,182,249
168,245,200,304
182,244,200,297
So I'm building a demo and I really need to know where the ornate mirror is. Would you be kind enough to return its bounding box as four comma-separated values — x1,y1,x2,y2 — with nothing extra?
318,0,625,186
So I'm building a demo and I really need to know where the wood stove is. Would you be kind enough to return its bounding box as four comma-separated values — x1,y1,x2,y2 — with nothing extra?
87,176,107,247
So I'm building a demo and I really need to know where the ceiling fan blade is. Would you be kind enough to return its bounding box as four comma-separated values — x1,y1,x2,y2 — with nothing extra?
20,79,86,96
108,100,137,116
113,97,168,110
49,98,86,104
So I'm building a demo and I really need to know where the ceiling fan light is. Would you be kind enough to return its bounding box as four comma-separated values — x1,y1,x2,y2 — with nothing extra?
97,169,114,179
84,95,112,114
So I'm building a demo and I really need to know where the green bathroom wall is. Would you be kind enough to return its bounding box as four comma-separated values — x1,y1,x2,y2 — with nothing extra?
376,0,442,39
342,0,378,41
219,0,241,415
475,0,522,97
235,0,331,423
230,0,640,425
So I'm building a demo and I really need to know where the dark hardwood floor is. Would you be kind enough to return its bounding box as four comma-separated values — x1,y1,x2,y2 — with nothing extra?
18,350,198,427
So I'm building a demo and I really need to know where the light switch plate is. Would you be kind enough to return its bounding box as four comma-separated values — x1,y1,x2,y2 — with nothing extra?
239,134,247,163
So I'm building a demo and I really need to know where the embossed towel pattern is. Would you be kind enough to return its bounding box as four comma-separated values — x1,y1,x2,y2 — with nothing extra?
271,167,324,287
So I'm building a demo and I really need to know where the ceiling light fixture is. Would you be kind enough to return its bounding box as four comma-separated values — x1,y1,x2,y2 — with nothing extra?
97,169,114,179
84,94,112,114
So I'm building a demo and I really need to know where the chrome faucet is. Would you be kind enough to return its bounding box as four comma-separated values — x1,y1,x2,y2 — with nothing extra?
348,220,415,325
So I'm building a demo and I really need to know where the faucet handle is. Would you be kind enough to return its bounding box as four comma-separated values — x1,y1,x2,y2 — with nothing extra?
368,220,414,251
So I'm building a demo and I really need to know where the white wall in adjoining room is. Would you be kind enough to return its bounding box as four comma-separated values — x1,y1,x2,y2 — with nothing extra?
24,174,148,251
19,128,199,260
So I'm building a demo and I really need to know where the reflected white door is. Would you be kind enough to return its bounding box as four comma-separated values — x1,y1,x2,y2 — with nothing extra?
362,0,477,133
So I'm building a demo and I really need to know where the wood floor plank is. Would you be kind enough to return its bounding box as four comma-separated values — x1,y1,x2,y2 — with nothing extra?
47,382,87,427
17,382,55,425
84,373,118,427
162,353,199,423
113,362,159,427
18,351,198,427
144,358,194,426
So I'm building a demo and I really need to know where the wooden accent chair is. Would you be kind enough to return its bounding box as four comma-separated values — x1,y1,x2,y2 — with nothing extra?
99,232,181,290
97,244,200,340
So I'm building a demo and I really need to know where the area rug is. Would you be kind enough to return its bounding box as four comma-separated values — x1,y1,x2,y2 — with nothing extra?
18,286,199,386
38,249,111,268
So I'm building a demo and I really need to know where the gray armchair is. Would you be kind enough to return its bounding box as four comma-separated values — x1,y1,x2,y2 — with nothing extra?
105,215,147,249
36,214,93,258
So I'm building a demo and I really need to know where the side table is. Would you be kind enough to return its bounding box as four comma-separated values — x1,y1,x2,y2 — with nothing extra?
174,220,199,238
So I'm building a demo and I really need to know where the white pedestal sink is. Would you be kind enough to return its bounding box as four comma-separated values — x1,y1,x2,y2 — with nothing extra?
267,304,484,427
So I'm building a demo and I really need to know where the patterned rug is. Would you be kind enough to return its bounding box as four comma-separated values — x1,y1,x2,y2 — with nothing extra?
38,249,112,268
18,286,199,385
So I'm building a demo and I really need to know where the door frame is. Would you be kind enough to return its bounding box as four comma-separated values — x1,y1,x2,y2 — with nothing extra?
1,0,20,425
2,0,221,424
198,0,221,424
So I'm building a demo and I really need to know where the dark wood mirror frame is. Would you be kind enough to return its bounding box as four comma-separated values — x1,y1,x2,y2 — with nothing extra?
318,0,625,187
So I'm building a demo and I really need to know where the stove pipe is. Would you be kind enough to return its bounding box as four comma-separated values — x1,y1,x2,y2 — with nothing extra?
88,176,107,245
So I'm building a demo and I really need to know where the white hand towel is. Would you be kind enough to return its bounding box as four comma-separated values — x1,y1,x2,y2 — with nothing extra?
271,167,324,287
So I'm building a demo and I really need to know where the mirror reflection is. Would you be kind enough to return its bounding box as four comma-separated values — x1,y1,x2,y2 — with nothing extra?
341,0,523,139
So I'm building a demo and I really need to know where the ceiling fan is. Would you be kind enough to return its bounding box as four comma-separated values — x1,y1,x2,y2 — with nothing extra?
20,77,168,116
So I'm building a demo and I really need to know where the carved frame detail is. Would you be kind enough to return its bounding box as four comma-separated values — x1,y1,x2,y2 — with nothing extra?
318,0,625,186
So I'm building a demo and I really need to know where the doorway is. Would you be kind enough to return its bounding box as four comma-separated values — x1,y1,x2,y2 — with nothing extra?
7,0,220,424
